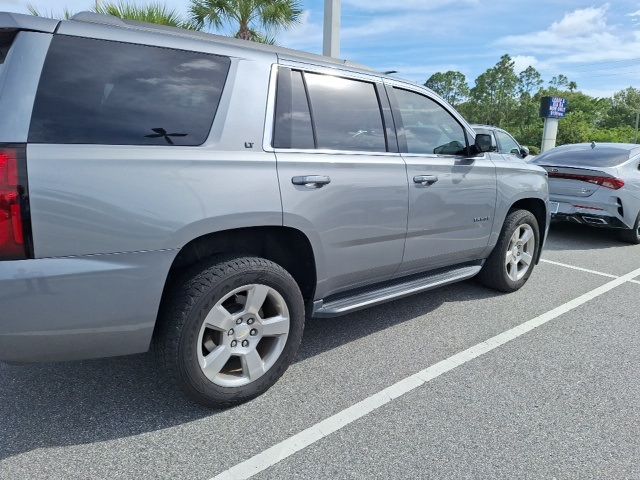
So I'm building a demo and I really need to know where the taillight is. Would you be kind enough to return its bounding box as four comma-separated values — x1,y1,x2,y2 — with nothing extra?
548,172,625,190
0,145,32,260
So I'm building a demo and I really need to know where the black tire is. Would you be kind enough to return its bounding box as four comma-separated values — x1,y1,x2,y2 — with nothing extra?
618,212,640,244
155,256,305,408
478,209,540,293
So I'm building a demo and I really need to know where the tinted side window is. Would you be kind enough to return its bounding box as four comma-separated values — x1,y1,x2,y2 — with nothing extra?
394,88,467,155
29,35,230,146
304,73,386,152
496,130,520,155
273,69,315,149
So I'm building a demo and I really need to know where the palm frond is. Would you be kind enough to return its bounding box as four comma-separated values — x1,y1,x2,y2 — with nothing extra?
259,0,301,30
28,4,76,19
94,1,198,30
189,0,300,43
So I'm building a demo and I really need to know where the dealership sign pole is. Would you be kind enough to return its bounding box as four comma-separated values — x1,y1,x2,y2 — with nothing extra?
323,0,341,58
540,96,567,152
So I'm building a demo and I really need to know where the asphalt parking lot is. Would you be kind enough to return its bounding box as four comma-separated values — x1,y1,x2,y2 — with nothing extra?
2,221,640,480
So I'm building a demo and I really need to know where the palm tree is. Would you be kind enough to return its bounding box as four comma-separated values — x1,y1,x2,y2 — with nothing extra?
27,5,75,19
94,1,198,30
190,0,302,44
28,1,197,30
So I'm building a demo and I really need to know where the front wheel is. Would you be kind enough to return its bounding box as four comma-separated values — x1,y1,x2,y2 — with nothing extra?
156,256,305,408
478,209,540,292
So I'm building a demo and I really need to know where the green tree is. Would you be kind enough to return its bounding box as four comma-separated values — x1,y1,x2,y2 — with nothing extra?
518,66,543,98
603,87,640,131
424,71,469,107
94,1,198,29
190,0,302,44
467,54,519,127
549,74,577,93
29,1,197,29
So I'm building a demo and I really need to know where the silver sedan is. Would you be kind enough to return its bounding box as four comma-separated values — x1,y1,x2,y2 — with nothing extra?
532,143,640,243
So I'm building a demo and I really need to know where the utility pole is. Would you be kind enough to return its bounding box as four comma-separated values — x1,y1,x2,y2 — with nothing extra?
323,0,341,58
635,111,639,144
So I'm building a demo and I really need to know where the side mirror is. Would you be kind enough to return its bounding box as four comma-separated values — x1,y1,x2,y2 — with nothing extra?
473,133,492,154
520,146,530,158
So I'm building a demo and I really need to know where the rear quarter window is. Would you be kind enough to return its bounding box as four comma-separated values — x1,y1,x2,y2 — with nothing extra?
29,35,230,146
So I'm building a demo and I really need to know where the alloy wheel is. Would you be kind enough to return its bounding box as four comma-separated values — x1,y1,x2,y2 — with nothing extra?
505,224,535,282
196,284,290,388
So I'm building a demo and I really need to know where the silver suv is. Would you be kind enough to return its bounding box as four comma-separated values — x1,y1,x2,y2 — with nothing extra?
0,11,549,406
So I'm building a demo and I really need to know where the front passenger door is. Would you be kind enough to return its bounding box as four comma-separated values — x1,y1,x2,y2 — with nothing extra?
495,130,523,158
389,86,497,275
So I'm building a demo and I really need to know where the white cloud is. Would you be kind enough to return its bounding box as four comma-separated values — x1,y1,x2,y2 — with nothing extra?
277,10,323,51
627,9,640,17
511,55,539,73
496,4,640,64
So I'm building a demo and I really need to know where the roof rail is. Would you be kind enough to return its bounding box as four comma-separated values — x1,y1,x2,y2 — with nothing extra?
70,11,126,27
0,11,58,33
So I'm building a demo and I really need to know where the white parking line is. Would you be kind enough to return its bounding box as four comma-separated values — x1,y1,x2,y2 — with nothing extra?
540,258,640,285
210,265,640,480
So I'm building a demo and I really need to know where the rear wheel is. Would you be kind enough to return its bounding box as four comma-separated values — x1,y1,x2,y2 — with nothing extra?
478,209,540,292
618,212,640,244
156,256,305,408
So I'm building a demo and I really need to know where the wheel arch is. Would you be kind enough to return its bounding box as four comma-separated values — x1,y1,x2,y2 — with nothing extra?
158,226,318,323
508,197,548,263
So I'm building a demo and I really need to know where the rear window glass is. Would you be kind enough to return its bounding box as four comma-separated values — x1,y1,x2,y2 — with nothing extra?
533,146,633,167
29,35,230,146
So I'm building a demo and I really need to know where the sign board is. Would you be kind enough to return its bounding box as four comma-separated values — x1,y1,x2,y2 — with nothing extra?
540,96,568,119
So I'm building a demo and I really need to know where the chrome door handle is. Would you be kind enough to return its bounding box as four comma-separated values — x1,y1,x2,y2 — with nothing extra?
292,175,331,188
413,175,438,186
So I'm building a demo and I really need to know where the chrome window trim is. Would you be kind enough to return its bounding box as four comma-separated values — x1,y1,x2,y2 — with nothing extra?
401,152,486,160
272,147,401,157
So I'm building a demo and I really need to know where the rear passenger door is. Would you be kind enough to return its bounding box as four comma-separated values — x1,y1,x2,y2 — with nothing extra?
270,65,408,299
387,85,497,274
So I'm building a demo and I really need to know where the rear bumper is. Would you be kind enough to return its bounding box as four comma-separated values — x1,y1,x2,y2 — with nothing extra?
0,250,175,362
552,213,628,229
550,196,632,229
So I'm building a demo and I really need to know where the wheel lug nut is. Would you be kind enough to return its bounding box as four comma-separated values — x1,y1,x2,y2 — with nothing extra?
250,329,257,336
236,318,243,325
242,340,249,347
230,340,237,347
228,329,234,336
247,318,255,325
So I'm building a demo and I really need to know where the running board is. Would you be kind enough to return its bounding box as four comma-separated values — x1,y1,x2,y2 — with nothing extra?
313,263,482,318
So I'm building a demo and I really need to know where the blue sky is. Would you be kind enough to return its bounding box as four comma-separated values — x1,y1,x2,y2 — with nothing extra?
2,0,640,97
